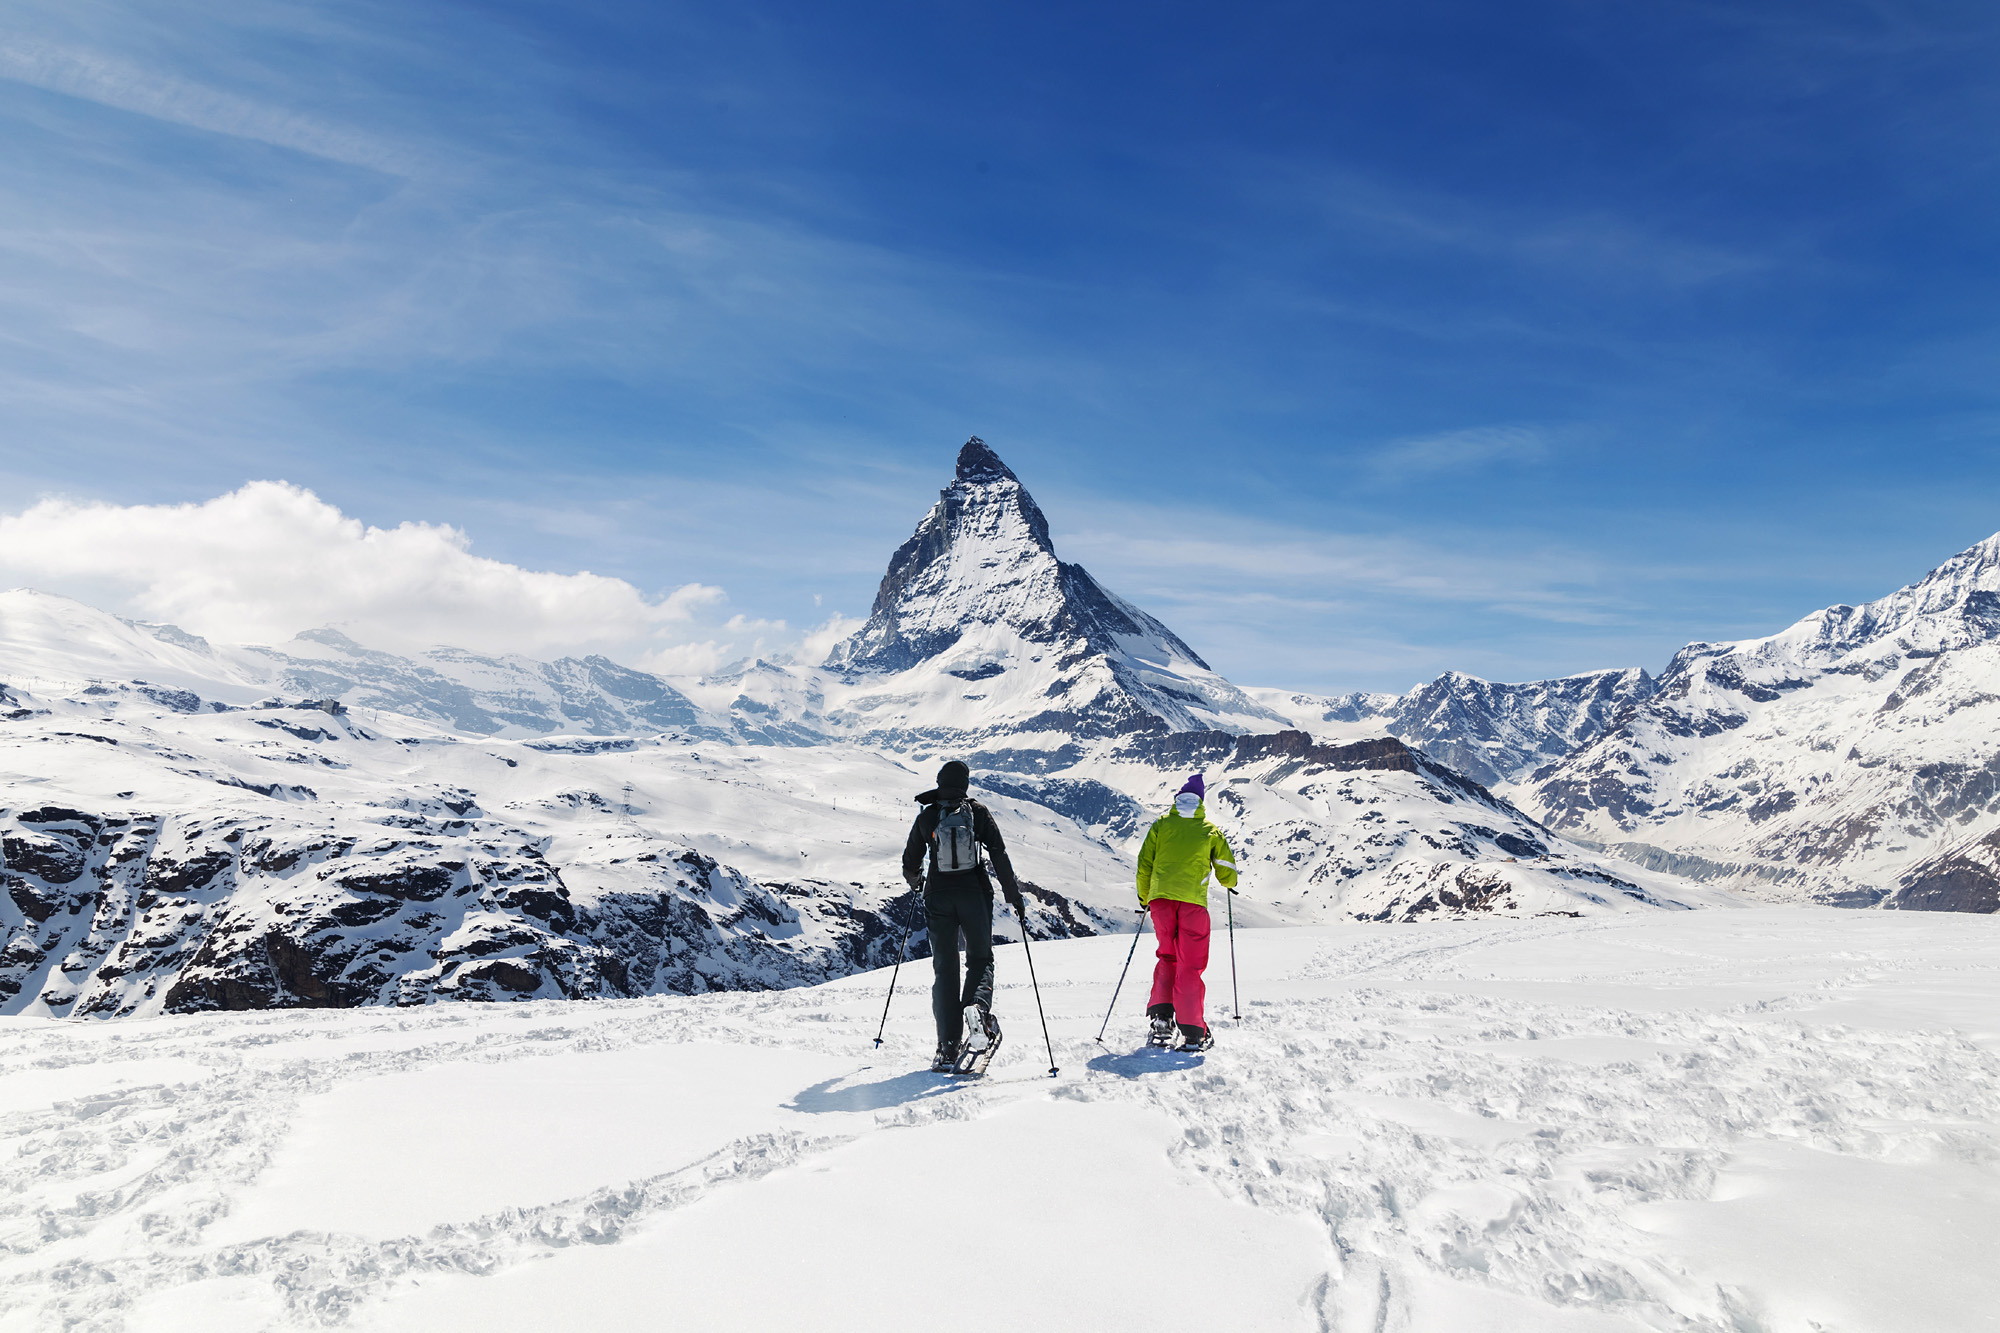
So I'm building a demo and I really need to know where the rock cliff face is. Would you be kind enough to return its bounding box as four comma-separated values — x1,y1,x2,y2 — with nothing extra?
1522,534,2000,909
1893,825,2000,914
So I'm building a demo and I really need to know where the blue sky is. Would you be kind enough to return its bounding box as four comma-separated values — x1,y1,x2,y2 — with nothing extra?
2,0,1997,690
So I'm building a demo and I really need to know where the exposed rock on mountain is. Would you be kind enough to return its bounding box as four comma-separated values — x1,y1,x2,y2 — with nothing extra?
1893,824,2000,914
1525,533,2000,910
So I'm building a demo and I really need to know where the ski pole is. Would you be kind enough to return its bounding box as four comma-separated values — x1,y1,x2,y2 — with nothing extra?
872,883,922,1048
1012,899,1060,1078
1226,887,1240,1021
1094,906,1149,1044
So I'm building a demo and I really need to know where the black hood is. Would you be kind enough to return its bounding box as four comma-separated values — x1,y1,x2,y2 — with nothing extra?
917,759,970,805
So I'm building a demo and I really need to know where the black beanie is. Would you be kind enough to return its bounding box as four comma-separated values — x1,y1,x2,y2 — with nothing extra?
935,760,970,795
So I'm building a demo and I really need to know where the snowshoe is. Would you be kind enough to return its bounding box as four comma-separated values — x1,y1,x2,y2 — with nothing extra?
962,1003,991,1052
930,1042,958,1073
1177,1024,1213,1053
1146,1015,1178,1048
954,1012,1003,1077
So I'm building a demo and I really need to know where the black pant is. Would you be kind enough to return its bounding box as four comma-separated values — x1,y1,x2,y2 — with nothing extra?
926,876,994,1048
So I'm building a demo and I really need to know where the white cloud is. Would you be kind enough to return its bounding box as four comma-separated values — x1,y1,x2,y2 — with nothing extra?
633,639,735,677
630,612,863,677
0,481,807,667
797,613,866,663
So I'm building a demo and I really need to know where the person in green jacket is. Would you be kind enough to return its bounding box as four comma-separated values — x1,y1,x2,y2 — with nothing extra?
1136,773,1237,1051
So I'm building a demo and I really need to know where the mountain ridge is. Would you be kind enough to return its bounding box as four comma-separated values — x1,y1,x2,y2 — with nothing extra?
1251,666,1657,789
1520,528,2000,908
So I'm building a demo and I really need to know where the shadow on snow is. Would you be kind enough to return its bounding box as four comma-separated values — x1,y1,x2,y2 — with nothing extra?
1084,1048,1204,1077
786,1068,968,1112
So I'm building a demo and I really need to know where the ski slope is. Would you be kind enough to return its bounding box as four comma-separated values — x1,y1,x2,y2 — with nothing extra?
3,908,1996,1333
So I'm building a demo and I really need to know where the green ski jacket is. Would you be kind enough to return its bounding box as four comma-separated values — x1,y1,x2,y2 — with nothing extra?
1135,803,1238,908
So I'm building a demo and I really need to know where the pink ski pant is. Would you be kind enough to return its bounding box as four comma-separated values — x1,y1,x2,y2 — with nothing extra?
1146,898,1210,1029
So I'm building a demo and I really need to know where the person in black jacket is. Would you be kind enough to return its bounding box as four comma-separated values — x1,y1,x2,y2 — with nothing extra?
902,759,1027,1071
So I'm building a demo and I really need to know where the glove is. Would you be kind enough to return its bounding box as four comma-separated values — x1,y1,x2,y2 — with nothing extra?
1003,884,1026,914
905,871,924,893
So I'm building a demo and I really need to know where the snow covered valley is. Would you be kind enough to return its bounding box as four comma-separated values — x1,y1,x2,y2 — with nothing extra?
3,908,1996,1333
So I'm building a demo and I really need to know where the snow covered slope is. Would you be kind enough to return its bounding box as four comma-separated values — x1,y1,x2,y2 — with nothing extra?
4,909,1995,1332
0,682,1125,1018
1524,533,2000,908
1250,667,1656,789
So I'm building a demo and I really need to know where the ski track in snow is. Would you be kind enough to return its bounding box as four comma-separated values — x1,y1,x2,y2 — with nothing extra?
2,911,1998,1332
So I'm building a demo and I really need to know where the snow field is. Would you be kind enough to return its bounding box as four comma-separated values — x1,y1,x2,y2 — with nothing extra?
2,909,1998,1332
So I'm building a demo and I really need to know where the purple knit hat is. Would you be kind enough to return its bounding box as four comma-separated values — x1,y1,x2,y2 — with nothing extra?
1177,774,1205,800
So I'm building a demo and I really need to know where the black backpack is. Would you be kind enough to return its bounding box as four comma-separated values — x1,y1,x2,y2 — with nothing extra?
932,801,982,875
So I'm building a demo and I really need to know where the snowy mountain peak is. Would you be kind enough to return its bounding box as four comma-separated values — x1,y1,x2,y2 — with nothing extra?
1723,528,2000,672
822,438,1280,741
825,438,1059,673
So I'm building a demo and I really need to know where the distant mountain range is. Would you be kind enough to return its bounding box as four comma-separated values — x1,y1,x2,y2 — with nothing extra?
1522,534,2000,913
12,437,1996,1018
1250,667,1657,790
1258,530,2000,914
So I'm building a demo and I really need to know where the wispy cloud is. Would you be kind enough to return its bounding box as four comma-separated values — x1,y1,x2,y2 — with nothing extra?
1286,163,1769,289
0,36,415,174
0,105,1004,463
1066,525,1623,626
1366,425,1550,481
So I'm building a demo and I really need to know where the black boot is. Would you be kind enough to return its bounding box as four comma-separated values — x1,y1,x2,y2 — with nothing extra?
930,1041,958,1072
1177,1023,1213,1052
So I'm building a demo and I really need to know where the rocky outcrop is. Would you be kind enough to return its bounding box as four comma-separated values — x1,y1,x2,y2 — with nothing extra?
1892,825,2000,914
